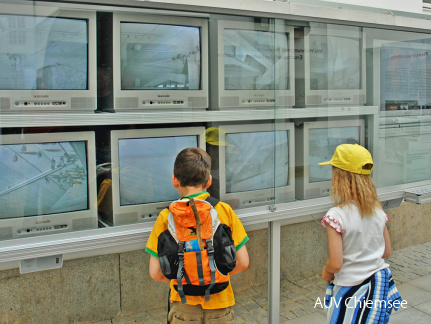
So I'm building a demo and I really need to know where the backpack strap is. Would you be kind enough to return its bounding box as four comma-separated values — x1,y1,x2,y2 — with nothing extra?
176,242,187,304
205,196,219,207
204,238,216,301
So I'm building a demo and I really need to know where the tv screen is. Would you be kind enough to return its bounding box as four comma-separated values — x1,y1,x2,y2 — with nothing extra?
0,15,88,90
309,34,361,91
225,130,289,193
308,126,361,182
224,29,289,91
120,22,201,90
0,140,89,219
118,135,198,206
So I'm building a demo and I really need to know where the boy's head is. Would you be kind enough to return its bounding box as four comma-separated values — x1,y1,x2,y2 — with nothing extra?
173,147,211,188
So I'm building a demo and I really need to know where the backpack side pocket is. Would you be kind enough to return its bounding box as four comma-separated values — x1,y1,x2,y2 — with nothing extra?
213,224,237,276
157,230,179,280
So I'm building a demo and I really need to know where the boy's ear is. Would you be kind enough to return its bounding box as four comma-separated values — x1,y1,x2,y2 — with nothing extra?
205,175,212,189
172,175,180,188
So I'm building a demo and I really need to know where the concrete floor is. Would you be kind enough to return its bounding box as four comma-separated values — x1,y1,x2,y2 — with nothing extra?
85,241,431,323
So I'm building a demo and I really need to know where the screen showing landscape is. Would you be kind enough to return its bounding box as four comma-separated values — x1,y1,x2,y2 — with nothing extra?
0,141,88,218
0,15,88,90
224,29,289,91
225,130,289,193
120,23,201,90
118,135,198,205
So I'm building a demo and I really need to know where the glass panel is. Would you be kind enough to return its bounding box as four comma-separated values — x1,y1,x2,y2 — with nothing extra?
365,27,431,188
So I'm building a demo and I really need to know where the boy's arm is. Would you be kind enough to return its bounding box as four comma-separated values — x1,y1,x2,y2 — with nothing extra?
149,255,170,282
229,245,249,276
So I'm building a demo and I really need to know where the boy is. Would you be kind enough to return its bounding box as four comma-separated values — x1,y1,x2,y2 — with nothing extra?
145,147,249,323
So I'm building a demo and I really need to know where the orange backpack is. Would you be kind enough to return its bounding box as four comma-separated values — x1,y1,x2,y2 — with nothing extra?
157,197,236,303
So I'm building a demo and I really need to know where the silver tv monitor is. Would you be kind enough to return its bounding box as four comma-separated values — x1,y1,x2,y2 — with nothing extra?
212,123,295,209
304,24,366,106
0,131,98,241
112,13,209,111
295,119,366,199
0,6,97,113
109,127,206,226
210,19,295,109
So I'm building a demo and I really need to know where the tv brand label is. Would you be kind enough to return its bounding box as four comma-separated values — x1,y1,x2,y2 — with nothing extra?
36,220,50,224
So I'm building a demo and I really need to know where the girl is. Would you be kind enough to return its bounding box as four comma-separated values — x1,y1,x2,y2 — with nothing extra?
320,144,403,324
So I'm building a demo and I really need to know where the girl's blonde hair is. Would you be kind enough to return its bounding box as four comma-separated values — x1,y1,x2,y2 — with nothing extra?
330,166,382,217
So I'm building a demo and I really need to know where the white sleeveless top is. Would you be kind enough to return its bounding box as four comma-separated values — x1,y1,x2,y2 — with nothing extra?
321,204,389,286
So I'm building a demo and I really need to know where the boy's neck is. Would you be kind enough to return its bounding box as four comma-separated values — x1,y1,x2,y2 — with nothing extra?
178,186,206,198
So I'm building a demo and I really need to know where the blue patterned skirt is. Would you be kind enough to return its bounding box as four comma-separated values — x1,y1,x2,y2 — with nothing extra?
325,268,403,324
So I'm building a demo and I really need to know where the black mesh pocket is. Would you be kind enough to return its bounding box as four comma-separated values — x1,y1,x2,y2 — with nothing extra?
213,224,236,276
157,230,179,280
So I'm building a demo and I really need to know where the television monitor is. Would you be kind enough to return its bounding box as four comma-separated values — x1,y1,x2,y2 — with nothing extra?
109,127,206,226
209,123,295,209
376,124,431,187
295,119,365,199
304,24,366,106
0,131,98,241
112,13,208,111
0,7,97,113
209,19,295,109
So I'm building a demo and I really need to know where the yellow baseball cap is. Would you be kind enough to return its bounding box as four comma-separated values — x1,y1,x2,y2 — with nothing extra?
205,127,232,146
318,144,374,175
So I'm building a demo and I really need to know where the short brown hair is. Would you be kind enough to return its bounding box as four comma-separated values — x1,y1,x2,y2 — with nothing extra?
174,147,211,187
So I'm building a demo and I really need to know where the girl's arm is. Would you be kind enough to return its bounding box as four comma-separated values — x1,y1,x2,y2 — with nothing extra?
322,225,343,281
382,225,392,258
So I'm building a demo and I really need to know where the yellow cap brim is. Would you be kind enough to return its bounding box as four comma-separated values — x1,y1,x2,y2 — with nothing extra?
318,161,332,166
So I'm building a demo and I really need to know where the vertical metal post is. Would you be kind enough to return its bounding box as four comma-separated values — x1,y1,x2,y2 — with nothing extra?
268,220,281,324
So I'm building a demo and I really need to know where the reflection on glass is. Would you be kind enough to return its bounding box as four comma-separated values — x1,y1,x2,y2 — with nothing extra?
0,141,88,218
377,127,431,187
120,23,201,90
380,40,431,109
118,136,197,205
225,131,289,193
309,127,360,182
0,15,88,90
309,35,360,90
224,29,289,90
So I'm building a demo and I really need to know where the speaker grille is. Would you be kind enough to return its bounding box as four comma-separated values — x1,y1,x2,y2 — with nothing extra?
115,97,139,109
72,217,96,231
305,95,320,106
187,97,207,108
276,96,294,107
71,97,97,109
0,227,13,240
0,97,11,111
114,212,139,226
220,96,239,108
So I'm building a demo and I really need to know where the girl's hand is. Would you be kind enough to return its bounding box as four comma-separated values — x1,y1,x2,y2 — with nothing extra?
322,267,335,281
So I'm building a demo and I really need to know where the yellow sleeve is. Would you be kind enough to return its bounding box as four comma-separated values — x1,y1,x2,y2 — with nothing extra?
215,202,249,250
145,208,170,257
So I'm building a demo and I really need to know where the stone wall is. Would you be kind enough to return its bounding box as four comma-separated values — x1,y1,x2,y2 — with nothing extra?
0,202,429,323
